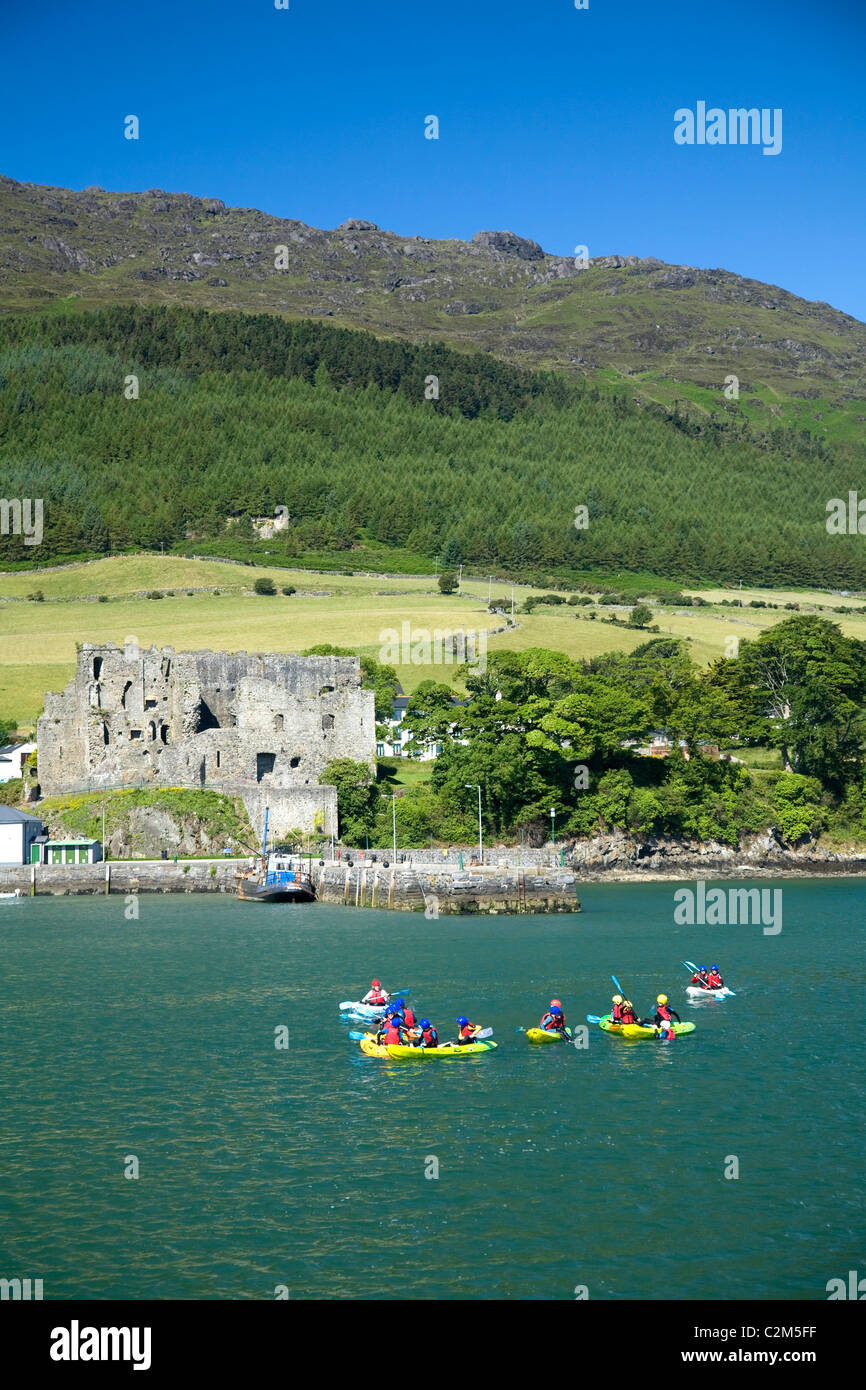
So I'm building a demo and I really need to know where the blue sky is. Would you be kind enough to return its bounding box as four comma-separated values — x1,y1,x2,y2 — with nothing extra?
3,0,865,319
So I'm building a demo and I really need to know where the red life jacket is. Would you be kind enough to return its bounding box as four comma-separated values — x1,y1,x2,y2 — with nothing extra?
459,1022,476,1040
690,974,702,985
369,990,386,1004
707,973,723,988
620,1007,637,1024
384,1024,403,1045
656,1004,673,1021
421,1026,438,1047
611,1003,625,1021
403,1008,416,1027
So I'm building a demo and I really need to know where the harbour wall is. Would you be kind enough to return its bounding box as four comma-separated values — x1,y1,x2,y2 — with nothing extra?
0,860,581,913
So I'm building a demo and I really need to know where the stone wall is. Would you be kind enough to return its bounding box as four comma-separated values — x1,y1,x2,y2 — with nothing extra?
37,642,376,838
0,859,581,912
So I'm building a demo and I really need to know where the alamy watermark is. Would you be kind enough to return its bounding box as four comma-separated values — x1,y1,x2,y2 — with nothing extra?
673,880,782,935
674,103,782,156
379,622,487,673
1,497,43,546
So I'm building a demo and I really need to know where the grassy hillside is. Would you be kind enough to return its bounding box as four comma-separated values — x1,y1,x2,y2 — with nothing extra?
4,555,866,727
1,306,861,593
2,175,864,442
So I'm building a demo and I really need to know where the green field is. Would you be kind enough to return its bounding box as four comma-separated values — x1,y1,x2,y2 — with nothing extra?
4,555,866,729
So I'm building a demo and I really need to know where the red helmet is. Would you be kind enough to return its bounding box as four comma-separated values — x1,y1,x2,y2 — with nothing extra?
372,979,381,988
550,999,562,1008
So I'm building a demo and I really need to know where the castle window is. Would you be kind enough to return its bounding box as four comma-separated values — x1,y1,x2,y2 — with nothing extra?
160,725,169,745
256,752,276,782
321,714,334,732
216,751,221,769
102,724,110,745
93,657,103,681
319,685,334,697
148,722,156,740
121,680,132,709
274,714,284,732
130,729,142,740
145,699,157,710
161,659,171,679
289,755,300,768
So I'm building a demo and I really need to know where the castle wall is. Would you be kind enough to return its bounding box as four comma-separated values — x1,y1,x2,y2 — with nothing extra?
36,642,373,837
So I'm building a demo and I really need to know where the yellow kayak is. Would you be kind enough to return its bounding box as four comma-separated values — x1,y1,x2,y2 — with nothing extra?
359,1035,496,1059
526,1027,572,1044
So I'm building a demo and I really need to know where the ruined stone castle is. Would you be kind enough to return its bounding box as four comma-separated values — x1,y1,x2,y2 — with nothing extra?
37,643,376,838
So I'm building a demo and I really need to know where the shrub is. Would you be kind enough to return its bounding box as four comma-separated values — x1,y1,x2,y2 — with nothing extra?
254,577,277,595
629,603,652,628
147,590,163,600
98,594,109,603
438,571,459,594
281,585,297,596
27,590,45,602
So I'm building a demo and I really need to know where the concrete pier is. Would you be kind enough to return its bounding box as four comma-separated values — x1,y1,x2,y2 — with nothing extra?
0,858,581,913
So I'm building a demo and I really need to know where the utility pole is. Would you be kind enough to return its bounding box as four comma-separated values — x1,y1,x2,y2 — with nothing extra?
392,793,397,859
511,586,514,620
102,803,106,862
488,575,492,604
458,564,463,595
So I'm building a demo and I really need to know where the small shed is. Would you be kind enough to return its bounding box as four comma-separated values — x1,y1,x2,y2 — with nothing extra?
0,806,44,865
31,837,103,866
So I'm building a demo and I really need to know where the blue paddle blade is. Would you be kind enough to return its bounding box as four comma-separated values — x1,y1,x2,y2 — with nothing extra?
611,975,624,997
586,1014,602,1024
348,1030,368,1041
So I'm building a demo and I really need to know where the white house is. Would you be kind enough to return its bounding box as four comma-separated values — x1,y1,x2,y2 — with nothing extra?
375,690,467,761
0,807,44,865
0,741,36,783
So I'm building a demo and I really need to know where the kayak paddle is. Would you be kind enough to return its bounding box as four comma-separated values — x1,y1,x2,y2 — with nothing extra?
611,974,626,998
473,1027,494,1040
586,1014,602,1024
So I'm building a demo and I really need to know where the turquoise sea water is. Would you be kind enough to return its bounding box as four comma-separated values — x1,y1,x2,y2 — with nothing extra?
0,880,863,1300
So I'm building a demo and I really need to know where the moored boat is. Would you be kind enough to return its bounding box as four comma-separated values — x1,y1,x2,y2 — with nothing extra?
236,808,316,904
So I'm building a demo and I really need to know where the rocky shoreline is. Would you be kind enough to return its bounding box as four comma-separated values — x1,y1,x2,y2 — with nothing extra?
564,829,866,879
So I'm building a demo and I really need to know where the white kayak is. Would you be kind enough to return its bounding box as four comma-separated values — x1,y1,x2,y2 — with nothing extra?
686,985,734,999
339,1000,387,1019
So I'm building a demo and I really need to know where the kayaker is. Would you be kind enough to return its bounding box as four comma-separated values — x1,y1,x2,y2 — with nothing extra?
363,979,390,1005
542,1000,569,1034
541,1005,567,1034
395,998,416,1028
707,965,724,988
620,1000,639,1025
653,994,681,1026
455,1015,479,1045
657,1018,677,1040
416,1019,439,1049
610,994,625,1023
690,967,710,989
382,1015,405,1046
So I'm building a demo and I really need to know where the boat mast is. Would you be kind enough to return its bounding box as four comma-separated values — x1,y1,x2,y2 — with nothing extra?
261,806,269,862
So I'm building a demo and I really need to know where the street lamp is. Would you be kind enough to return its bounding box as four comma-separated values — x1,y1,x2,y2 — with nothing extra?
465,784,483,863
550,806,557,846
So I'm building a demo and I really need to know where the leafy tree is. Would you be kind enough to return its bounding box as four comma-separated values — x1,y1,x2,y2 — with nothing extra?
773,773,826,844
730,617,866,788
253,577,277,595
438,571,458,594
321,758,380,843
630,604,652,627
